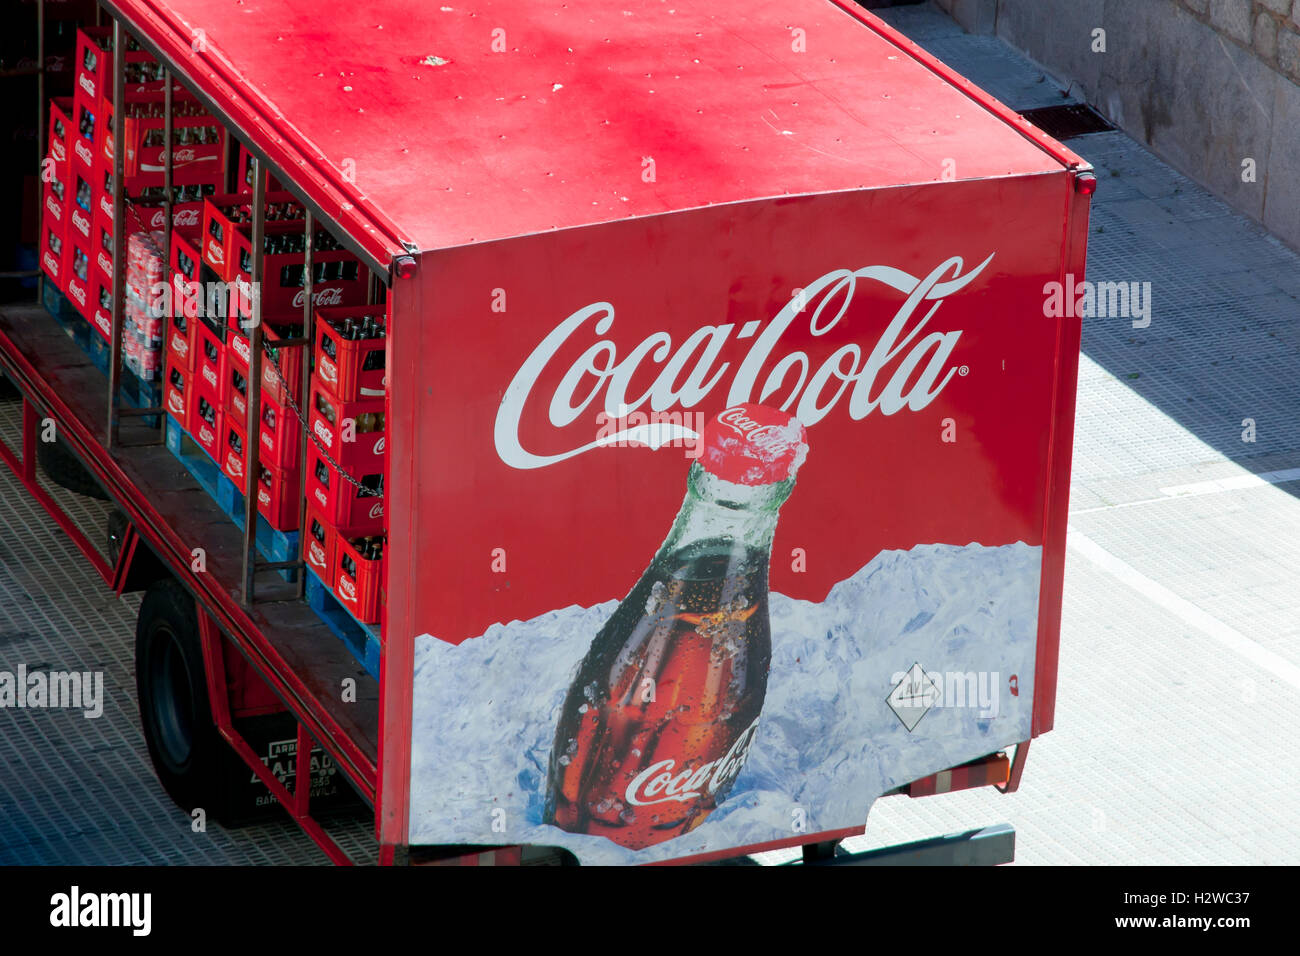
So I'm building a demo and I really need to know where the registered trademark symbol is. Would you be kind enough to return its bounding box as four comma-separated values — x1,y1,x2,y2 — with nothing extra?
958,365,970,376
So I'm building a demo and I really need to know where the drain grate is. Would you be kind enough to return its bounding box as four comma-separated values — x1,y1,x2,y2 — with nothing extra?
1019,103,1116,140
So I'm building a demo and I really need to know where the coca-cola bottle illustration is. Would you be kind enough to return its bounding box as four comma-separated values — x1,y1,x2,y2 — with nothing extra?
544,403,809,849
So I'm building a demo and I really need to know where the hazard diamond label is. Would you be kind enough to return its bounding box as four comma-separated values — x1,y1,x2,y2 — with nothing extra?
887,662,941,732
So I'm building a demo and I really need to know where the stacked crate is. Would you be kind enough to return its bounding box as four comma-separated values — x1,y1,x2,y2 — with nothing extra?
52,26,225,368
304,306,388,624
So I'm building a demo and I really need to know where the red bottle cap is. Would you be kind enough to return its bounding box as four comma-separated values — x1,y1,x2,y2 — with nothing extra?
700,404,808,485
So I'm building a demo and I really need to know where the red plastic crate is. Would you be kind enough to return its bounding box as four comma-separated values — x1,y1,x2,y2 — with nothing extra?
256,461,301,532
333,534,385,624
302,503,337,580
258,390,301,470
47,97,75,184
42,172,69,236
230,238,365,327
305,446,384,536
75,27,163,106
307,378,385,472
65,234,93,321
165,307,194,372
99,90,225,191
164,355,189,423
193,317,227,398
200,192,302,281
71,89,99,176
220,414,251,487
228,321,306,403
93,207,115,287
235,142,285,195
102,183,205,235
67,188,93,247
189,391,222,459
74,27,114,103
313,305,387,401
223,353,251,423
89,264,114,344
40,202,69,290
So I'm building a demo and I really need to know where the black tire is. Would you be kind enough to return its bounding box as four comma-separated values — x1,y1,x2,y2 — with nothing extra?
37,436,111,500
135,578,233,823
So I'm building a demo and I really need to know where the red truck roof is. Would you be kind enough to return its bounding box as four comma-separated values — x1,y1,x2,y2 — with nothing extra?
107,0,1080,270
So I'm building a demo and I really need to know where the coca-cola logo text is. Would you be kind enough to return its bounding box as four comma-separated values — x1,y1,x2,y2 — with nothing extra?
78,73,94,98
339,575,357,602
308,541,326,568
168,392,184,416
368,502,383,520
71,208,90,237
319,357,338,383
292,286,346,309
52,141,66,162
625,719,760,808
313,418,333,447
42,251,60,276
68,280,86,307
717,406,795,456
494,256,992,469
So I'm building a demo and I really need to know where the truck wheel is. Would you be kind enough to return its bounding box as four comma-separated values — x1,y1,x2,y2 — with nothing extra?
37,436,110,500
135,579,232,823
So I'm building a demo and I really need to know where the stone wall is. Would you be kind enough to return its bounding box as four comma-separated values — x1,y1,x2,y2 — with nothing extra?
928,0,1300,248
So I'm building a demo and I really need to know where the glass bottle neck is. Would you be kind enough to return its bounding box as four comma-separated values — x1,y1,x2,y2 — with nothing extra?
657,462,794,560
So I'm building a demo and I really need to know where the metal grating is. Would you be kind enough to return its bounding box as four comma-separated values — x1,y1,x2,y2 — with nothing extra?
1019,103,1116,141
0,390,378,865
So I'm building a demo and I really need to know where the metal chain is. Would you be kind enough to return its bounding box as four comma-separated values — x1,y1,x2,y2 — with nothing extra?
256,329,381,497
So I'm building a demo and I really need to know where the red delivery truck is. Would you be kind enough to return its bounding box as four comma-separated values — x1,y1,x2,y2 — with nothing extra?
1,0,1093,864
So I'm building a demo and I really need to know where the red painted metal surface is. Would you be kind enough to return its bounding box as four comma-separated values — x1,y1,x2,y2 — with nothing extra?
13,0,1091,863
103,0,1081,264
384,172,1089,858
197,612,354,864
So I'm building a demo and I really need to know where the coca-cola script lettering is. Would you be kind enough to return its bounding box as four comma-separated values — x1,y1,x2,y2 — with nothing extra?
624,719,761,808
494,255,992,469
